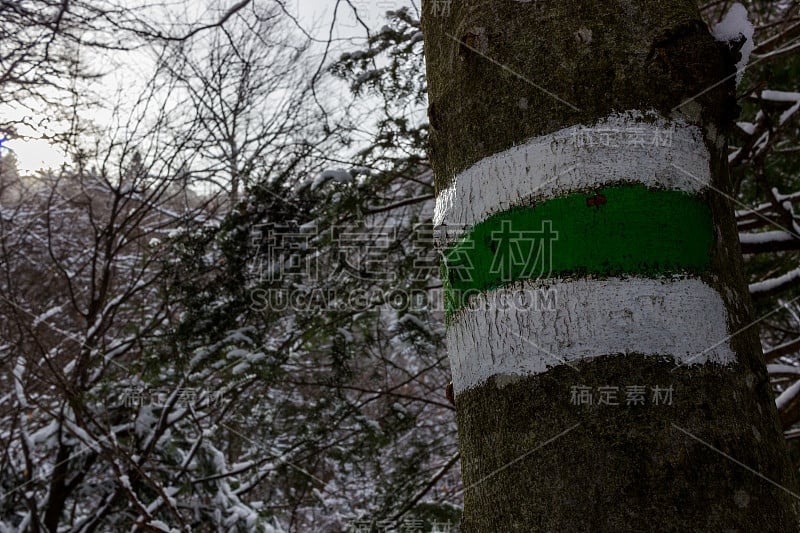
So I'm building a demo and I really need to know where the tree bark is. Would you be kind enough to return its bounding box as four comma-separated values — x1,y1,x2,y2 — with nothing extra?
421,1,800,531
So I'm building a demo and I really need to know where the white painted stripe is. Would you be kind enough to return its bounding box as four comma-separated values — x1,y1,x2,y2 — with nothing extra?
434,111,711,241
447,277,735,394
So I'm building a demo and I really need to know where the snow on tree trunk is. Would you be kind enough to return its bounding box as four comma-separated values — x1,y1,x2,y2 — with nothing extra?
421,0,800,530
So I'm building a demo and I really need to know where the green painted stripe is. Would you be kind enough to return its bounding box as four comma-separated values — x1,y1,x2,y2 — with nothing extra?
442,184,714,317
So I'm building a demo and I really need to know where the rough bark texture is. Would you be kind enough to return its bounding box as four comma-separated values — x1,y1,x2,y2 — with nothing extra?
423,0,739,191
421,1,800,531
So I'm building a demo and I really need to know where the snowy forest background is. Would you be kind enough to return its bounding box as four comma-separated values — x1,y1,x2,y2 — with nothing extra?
1,0,799,531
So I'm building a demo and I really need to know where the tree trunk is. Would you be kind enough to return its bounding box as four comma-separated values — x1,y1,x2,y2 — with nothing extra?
421,1,800,530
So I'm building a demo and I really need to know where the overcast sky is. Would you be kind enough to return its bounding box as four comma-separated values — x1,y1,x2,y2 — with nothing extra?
294,0,418,39
4,0,420,174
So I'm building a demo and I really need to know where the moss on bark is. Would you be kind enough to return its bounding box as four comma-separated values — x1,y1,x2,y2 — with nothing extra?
422,0,737,191
422,0,800,530
455,358,799,532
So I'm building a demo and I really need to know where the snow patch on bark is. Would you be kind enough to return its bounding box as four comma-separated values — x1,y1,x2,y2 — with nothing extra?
712,3,754,85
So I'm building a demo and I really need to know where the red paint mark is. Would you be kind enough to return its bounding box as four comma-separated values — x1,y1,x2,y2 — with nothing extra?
587,193,607,207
